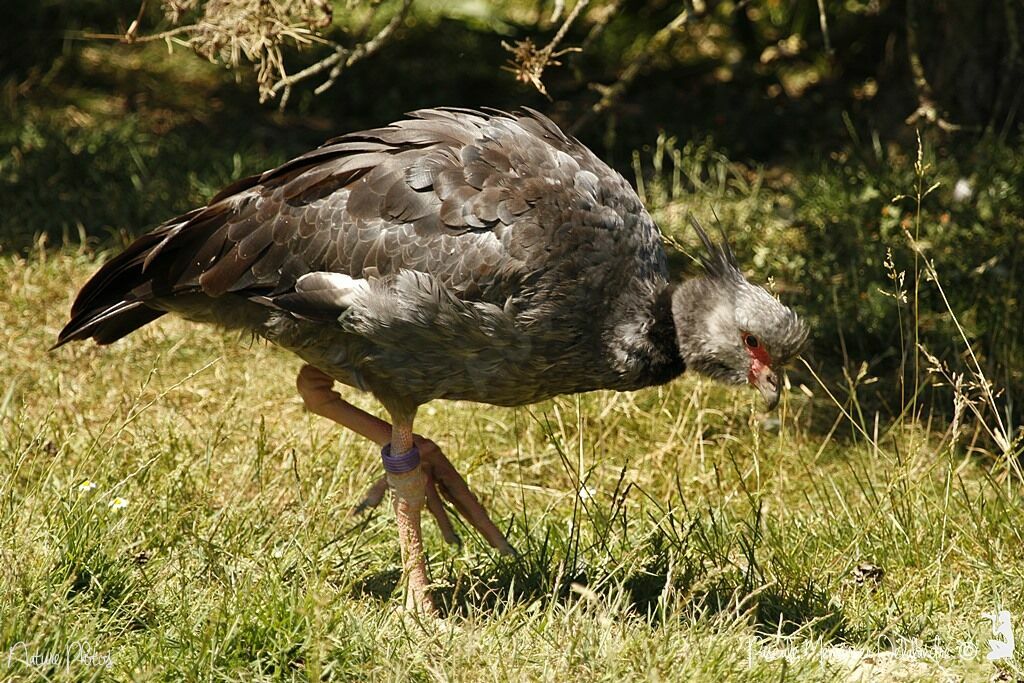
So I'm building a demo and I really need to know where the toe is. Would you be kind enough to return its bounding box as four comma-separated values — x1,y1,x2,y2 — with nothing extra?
351,477,388,516
426,451,514,554
424,474,461,546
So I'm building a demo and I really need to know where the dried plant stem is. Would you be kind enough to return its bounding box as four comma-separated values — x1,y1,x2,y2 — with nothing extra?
904,0,960,132
800,358,880,451
911,131,923,427
272,0,413,108
571,9,690,134
503,0,589,98
910,245,1014,453
74,25,194,44
815,0,832,54
547,0,589,55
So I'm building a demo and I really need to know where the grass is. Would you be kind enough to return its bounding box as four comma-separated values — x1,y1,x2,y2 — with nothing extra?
2,236,1023,681
3,23,1024,682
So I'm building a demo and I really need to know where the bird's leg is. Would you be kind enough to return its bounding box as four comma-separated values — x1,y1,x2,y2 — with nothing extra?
297,365,433,610
296,365,513,546
296,365,392,444
384,417,434,613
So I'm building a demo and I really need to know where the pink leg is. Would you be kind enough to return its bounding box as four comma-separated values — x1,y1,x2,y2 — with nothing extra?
295,365,514,608
296,364,391,445
386,418,434,612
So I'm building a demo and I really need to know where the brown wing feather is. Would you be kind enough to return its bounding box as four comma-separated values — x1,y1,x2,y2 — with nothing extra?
57,108,654,347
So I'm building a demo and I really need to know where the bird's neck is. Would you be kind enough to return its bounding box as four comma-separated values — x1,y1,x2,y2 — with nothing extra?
669,277,707,363
669,276,738,382
646,282,688,385
604,281,685,390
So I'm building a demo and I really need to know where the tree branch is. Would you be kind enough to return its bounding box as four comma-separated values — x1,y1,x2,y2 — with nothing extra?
578,0,623,55
271,0,413,109
904,0,960,132
571,9,691,134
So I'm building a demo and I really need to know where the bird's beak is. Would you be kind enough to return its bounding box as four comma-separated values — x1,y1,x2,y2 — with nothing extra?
752,366,780,410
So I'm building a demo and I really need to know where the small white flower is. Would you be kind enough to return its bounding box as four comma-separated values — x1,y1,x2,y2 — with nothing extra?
78,480,97,493
108,497,129,510
577,485,596,502
952,178,973,203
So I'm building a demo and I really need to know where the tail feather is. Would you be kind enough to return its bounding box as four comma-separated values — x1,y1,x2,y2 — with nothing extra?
68,222,183,321
56,152,326,350
54,300,166,349
55,219,194,349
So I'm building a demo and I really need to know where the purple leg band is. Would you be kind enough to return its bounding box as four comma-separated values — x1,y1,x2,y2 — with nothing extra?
381,444,421,474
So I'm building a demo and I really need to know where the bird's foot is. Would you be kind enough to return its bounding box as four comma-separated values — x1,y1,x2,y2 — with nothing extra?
387,465,437,616
353,437,514,555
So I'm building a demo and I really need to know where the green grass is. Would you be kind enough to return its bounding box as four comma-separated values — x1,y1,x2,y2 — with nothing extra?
3,20,1024,681
1,242,1022,681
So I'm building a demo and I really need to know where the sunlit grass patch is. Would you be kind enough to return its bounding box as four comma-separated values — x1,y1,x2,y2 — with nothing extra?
2,246,1022,681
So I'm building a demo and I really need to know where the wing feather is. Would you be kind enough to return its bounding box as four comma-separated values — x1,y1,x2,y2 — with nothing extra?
59,107,663,346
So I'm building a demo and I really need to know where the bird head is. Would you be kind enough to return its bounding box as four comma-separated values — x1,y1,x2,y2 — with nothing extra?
672,218,807,410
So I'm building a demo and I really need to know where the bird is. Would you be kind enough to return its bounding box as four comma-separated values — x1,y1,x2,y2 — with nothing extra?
55,107,807,614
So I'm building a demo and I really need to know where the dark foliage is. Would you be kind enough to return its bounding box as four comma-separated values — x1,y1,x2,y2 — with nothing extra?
2,0,1022,428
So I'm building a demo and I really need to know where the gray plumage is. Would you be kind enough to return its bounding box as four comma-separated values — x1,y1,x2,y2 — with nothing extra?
56,107,806,418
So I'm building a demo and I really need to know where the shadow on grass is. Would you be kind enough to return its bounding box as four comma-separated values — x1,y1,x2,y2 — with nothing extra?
1,5,907,252
0,16,544,253
349,510,848,641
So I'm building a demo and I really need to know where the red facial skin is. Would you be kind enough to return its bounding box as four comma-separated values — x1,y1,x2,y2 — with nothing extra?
745,339,773,385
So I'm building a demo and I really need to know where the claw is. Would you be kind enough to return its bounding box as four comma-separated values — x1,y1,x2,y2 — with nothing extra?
418,441,515,555
350,439,515,555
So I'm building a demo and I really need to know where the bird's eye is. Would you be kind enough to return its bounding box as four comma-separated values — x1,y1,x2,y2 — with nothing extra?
744,334,759,348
